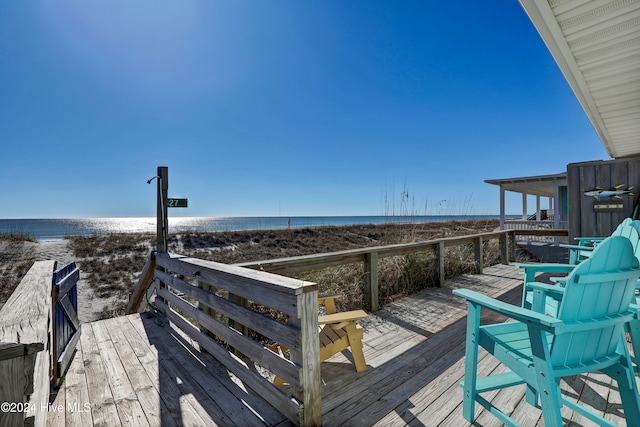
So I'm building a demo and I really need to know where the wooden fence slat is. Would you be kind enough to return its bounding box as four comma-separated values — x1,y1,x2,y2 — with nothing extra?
156,253,312,317
155,299,302,423
55,266,80,302
156,269,301,351
126,252,156,314
58,294,80,331
157,287,301,385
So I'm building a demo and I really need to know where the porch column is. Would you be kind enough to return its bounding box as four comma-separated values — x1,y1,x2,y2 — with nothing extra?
536,196,541,221
499,186,505,230
549,185,562,228
553,187,560,244
522,193,528,220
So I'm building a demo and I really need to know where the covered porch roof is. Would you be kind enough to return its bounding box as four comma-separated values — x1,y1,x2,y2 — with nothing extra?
518,0,640,159
485,172,568,230
485,172,567,198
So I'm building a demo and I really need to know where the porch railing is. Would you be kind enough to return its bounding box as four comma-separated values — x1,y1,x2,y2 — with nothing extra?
503,220,569,243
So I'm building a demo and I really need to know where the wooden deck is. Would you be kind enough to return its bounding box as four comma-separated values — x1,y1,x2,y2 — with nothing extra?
48,264,635,426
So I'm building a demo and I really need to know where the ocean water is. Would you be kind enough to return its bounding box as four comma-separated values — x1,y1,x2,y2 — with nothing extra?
0,215,510,241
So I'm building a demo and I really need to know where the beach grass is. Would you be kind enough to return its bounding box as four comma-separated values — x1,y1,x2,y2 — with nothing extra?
66,219,500,318
0,230,36,243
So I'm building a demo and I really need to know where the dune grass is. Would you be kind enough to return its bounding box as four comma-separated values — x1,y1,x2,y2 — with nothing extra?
67,219,500,317
0,230,36,243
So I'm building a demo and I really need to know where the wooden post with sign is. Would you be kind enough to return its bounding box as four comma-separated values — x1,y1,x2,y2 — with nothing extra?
157,166,169,253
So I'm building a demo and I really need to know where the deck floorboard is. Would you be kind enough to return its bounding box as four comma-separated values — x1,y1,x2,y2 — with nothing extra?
49,264,635,426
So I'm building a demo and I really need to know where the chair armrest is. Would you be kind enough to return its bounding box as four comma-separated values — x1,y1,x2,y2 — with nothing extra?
525,282,565,315
574,237,603,246
525,281,566,296
516,263,575,283
453,289,560,332
561,244,595,252
561,244,595,264
318,310,368,325
550,276,568,286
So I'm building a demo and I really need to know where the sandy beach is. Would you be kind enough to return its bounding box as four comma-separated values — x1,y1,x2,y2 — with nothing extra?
0,239,120,322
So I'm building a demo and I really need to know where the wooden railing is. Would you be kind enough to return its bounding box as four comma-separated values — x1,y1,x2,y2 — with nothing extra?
237,230,518,312
504,220,569,243
0,261,81,427
0,261,55,427
237,229,569,311
154,252,321,427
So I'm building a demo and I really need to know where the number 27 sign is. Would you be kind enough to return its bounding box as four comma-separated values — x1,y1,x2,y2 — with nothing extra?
167,198,188,208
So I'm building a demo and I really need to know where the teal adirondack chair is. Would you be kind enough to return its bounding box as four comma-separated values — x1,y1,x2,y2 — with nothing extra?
454,236,640,427
519,227,640,314
519,227,640,375
571,217,633,246
564,218,640,264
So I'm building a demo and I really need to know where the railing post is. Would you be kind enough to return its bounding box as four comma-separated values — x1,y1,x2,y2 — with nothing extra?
509,231,517,262
436,241,445,286
500,232,508,265
473,237,483,274
364,251,379,312
294,289,321,426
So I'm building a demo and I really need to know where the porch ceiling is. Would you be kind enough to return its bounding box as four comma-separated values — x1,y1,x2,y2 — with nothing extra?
485,172,567,197
519,0,640,159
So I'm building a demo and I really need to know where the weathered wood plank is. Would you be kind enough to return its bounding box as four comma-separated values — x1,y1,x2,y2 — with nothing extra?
0,260,55,427
129,314,288,426
0,260,55,344
363,251,379,312
60,340,93,427
119,316,211,426
101,317,178,427
156,299,302,424
157,286,300,385
90,321,151,427
156,269,300,351
295,289,321,427
54,265,80,302
123,317,235,427
47,380,66,427
140,314,281,426
79,323,121,427
126,252,156,314
157,253,315,317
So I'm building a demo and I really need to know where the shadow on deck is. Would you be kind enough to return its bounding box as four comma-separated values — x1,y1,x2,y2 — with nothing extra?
49,264,632,426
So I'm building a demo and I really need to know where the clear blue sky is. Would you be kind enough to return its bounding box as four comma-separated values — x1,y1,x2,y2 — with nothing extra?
1,1,610,219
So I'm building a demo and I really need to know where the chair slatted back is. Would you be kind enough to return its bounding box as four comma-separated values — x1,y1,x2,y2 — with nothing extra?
552,236,640,366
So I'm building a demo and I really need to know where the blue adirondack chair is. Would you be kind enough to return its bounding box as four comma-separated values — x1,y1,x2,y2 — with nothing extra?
519,227,640,376
571,217,633,247
454,236,640,427
563,219,640,264
519,227,640,314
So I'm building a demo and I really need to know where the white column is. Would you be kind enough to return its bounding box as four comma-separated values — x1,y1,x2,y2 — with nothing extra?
522,193,528,220
553,186,561,244
536,196,541,221
500,187,505,229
